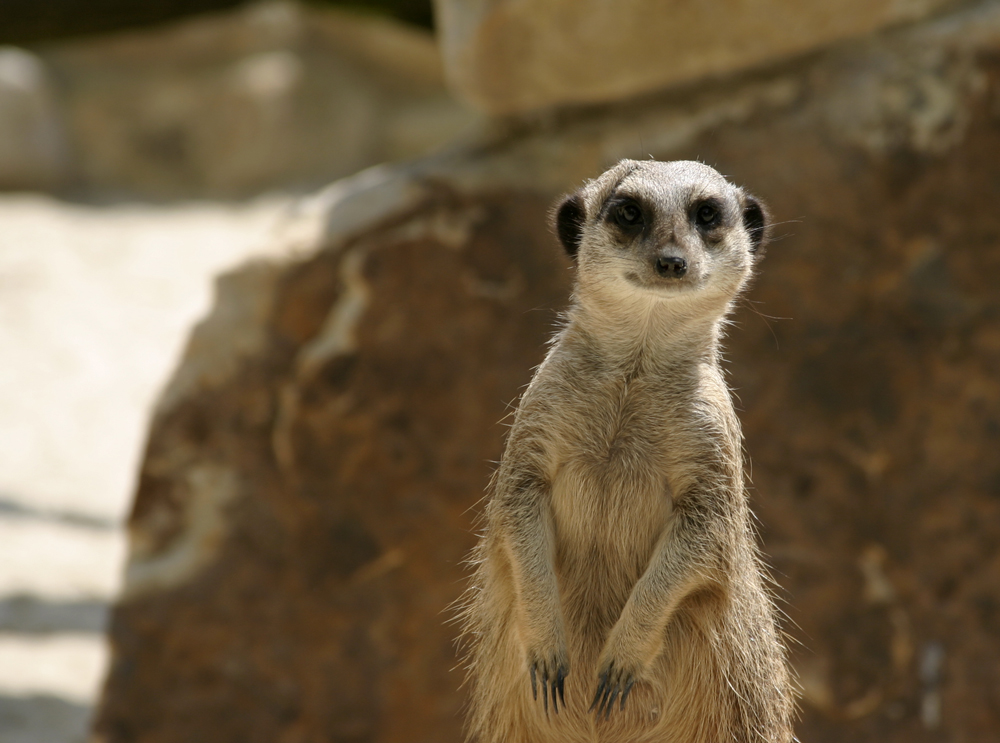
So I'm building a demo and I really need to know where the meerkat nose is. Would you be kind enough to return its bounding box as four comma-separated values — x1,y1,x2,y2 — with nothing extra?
655,255,688,278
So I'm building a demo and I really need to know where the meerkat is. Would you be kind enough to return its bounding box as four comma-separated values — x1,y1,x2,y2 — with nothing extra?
458,160,794,743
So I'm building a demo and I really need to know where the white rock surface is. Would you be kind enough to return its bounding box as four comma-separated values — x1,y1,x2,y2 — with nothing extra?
0,194,306,519
0,637,107,703
0,192,316,742
0,520,125,599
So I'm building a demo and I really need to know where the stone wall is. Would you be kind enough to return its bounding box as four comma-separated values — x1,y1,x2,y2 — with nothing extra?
94,2,1000,742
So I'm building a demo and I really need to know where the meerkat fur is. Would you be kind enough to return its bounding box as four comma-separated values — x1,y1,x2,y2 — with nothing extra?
458,159,794,743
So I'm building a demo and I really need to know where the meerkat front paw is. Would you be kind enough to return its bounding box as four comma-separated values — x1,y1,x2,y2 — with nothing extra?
590,635,648,718
526,644,569,714
589,658,640,718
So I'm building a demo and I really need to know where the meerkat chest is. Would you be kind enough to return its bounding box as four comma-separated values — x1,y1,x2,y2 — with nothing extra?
546,372,682,546
571,377,671,471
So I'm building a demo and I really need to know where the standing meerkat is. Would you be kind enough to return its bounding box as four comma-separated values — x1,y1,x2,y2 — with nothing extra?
459,160,795,743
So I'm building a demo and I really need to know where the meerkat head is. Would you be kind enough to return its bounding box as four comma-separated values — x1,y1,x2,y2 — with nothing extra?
553,160,768,313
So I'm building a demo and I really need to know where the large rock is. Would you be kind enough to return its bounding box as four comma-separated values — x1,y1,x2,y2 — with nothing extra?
95,4,1000,742
10,1,477,198
433,0,964,114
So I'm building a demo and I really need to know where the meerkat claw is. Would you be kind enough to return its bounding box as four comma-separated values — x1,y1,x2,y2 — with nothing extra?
605,681,622,719
620,678,635,711
601,681,614,717
542,668,550,716
531,659,568,717
589,672,608,713
592,670,616,718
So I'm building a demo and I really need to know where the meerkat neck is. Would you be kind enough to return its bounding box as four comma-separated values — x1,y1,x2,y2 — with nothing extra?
567,294,727,371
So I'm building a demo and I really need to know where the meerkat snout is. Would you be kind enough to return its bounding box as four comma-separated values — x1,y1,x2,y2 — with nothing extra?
654,254,687,278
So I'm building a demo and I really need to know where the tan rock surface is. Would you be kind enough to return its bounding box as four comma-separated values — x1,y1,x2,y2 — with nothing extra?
433,0,965,114
10,1,479,198
96,5,1000,742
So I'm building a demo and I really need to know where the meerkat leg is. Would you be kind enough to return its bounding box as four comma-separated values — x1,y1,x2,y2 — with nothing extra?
494,470,569,713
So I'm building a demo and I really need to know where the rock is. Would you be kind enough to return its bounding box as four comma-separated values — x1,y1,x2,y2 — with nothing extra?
27,1,478,198
94,168,566,743
95,4,1000,742
432,0,963,114
0,48,69,190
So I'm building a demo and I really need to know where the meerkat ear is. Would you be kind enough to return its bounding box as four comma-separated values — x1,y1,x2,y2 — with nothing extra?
553,192,585,259
742,195,770,255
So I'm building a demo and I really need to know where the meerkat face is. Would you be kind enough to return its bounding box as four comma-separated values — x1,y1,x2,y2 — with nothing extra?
554,160,768,308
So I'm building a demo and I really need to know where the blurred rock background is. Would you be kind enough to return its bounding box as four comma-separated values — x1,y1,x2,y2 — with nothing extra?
1,1,999,742
0,1,474,198
0,1,470,741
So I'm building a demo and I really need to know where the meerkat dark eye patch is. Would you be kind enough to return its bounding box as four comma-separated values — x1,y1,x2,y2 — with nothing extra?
553,192,586,258
741,196,769,254
607,198,645,232
691,199,723,229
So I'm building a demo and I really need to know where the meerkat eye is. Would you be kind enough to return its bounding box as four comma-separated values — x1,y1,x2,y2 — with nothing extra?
613,201,643,229
695,203,719,226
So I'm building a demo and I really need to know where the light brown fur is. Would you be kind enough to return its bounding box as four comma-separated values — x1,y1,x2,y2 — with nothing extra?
458,160,794,743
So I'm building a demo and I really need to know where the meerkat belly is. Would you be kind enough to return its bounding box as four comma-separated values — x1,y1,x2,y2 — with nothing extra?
548,394,674,636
